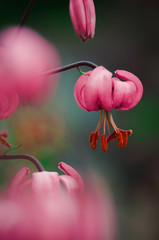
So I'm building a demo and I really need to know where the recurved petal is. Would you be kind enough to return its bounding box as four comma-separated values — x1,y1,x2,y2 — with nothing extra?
84,66,113,111
58,162,84,193
0,89,19,120
74,73,89,110
112,77,136,110
59,175,79,194
31,171,61,196
97,67,113,111
8,167,30,200
115,70,143,109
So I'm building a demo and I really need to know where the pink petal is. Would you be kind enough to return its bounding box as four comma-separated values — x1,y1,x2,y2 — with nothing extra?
115,70,143,110
58,162,84,193
69,0,96,41
83,0,96,39
59,175,79,194
112,77,136,109
96,67,113,111
0,88,19,120
31,171,61,196
75,66,113,112
74,71,91,110
8,167,30,200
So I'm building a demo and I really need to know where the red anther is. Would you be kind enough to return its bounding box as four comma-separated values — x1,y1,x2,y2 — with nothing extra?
107,131,117,143
101,134,108,152
116,131,123,148
127,129,133,136
0,136,11,148
95,131,100,142
121,131,128,148
89,132,97,150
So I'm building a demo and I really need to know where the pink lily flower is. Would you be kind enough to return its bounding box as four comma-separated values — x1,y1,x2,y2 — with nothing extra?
74,66,143,151
1,162,116,240
69,0,96,41
0,26,60,106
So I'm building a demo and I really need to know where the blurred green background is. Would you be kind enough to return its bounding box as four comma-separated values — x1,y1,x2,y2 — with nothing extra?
0,0,159,240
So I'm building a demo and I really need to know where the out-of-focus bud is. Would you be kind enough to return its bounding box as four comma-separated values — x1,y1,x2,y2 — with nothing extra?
0,26,60,106
0,162,117,240
69,0,96,41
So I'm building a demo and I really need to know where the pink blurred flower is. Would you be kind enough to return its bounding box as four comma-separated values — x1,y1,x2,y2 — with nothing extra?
0,26,60,106
0,162,116,240
69,0,96,41
0,84,19,120
74,66,143,151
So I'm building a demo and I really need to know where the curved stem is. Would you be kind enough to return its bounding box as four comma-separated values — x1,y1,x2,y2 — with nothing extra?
0,154,44,172
42,61,98,76
16,0,36,36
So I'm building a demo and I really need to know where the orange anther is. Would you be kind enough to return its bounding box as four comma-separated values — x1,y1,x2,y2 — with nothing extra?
95,131,100,142
121,131,128,148
116,131,123,148
127,129,133,136
0,136,11,148
89,132,97,150
101,134,108,152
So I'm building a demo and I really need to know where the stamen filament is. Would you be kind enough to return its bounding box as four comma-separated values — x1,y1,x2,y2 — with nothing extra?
103,111,106,135
95,110,103,132
109,112,118,132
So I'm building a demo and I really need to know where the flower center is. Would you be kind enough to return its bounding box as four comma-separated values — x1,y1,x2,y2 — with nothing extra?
89,110,132,152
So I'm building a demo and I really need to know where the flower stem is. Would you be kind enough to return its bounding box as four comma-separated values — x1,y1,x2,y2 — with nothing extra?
42,61,98,76
16,0,36,36
0,154,44,172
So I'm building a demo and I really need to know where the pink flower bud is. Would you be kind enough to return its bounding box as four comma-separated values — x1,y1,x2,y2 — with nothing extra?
0,27,60,106
69,0,96,41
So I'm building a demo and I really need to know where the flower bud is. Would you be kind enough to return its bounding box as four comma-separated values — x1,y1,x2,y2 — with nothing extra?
69,0,96,41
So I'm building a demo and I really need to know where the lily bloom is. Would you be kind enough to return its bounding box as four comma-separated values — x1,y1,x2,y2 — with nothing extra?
0,26,60,106
3,162,116,240
69,0,96,41
74,66,143,151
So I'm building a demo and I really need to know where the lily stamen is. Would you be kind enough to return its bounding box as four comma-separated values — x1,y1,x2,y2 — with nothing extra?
89,110,133,152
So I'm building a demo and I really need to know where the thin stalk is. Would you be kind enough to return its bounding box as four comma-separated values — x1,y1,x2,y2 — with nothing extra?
109,112,118,132
42,61,98,76
0,154,44,172
16,0,36,36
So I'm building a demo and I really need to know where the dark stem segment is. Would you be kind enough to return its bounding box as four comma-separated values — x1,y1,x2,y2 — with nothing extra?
42,61,98,76
16,0,36,36
0,154,44,172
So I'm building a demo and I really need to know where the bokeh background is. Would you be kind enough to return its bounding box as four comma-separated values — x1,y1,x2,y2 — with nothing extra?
0,0,159,239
